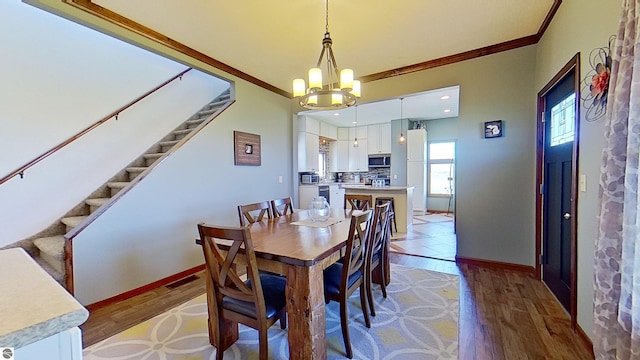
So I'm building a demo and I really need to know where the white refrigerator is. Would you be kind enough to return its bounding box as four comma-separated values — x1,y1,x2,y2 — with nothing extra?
407,129,427,212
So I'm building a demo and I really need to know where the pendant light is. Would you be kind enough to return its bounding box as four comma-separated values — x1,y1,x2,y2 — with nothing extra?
292,0,361,110
353,106,359,147
398,98,405,144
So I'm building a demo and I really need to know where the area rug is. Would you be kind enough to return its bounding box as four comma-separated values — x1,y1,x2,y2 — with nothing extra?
83,264,459,360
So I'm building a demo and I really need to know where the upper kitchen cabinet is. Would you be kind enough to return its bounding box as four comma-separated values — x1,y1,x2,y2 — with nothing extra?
319,121,337,140
298,131,319,172
330,140,349,172
299,116,320,135
337,127,349,140
367,123,391,154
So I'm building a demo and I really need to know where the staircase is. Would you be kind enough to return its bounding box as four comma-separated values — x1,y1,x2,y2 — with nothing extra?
17,89,232,290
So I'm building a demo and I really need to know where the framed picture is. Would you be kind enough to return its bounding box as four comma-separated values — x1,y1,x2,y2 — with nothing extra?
234,131,261,166
484,120,503,138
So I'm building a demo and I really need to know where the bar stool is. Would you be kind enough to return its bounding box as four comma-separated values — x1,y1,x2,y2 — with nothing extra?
375,197,397,235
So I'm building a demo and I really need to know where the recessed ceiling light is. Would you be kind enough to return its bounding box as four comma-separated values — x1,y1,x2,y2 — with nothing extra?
443,109,451,113
440,95,450,100
352,121,358,124
333,113,340,116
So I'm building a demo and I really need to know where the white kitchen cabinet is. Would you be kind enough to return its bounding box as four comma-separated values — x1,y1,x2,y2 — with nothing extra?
337,127,349,140
15,327,83,360
299,185,318,210
367,123,391,154
298,132,319,172
329,185,345,209
348,141,369,172
348,126,368,142
299,116,320,135
319,121,337,140
330,140,349,172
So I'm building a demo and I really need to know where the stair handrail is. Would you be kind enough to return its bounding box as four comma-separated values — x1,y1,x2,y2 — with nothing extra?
0,67,193,186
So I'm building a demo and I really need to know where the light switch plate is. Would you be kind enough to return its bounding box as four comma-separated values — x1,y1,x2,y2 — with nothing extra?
278,176,283,184
579,174,586,192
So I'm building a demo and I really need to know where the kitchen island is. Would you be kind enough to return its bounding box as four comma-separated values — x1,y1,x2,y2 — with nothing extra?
341,185,414,232
0,248,88,359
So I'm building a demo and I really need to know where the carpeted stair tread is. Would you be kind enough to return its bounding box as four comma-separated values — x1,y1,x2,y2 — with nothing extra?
61,215,88,227
107,181,129,189
33,235,66,260
34,256,65,283
126,166,148,173
158,140,179,147
86,198,110,207
143,153,163,159
173,128,192,136
185,118,204,127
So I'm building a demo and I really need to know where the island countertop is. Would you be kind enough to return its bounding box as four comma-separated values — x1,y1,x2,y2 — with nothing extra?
0,248,89,348
341,185,415,191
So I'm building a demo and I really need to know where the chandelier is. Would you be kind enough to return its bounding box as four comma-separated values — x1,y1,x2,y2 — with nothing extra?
292,0,361,110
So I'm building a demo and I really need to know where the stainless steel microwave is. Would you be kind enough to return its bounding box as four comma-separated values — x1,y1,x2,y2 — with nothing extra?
301,174,319,184
368,155,391,168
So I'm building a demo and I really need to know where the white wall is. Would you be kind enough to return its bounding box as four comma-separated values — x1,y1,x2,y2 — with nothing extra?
0,1,294,306
0,1,229,247
535,0,620,340
361,45,538,267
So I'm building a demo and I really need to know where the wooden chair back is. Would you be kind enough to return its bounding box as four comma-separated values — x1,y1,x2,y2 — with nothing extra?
364,202,391,316
344,210,373,283
238,201,272,226
198,223,287,359
344,194,373,210
271,197,294,217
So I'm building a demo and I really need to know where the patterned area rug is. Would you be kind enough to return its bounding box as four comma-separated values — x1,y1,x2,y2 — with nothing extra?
83,264,459,360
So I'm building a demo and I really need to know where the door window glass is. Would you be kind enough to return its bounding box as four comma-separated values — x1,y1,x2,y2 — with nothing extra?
550,93,576,147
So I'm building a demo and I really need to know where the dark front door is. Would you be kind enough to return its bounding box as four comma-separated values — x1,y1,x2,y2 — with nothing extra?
542,70,576,312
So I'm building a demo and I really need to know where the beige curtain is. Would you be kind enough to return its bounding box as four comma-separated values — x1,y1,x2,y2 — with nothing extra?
593,0,640,359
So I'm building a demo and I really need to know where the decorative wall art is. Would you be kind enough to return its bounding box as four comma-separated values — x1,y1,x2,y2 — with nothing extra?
484,120,503,138
233,131,261,166
581,35,615,122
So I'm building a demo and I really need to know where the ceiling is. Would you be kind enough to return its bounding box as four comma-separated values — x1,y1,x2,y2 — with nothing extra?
65,0,557,126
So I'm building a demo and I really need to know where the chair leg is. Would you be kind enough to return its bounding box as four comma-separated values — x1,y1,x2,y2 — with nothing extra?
279,312,287,329
360,283,371,328
215,318,224,360
340,300,353,359
366,269,376,316
259,326,268,360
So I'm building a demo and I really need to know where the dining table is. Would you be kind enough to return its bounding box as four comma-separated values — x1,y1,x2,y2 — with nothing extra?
201,207,376,360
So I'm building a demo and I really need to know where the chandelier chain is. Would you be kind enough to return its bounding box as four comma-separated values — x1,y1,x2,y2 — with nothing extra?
325,0,329,34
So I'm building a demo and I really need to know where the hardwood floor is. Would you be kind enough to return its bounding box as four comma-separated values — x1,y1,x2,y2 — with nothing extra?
81,255,593,359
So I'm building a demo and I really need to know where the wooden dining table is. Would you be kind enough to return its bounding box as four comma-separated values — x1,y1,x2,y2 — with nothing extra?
207,208,358,359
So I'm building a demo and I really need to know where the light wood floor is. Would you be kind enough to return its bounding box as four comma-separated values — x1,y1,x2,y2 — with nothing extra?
80,254,594,359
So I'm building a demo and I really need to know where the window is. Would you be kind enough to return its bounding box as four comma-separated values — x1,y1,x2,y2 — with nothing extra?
428,141,455,196
550,93,576,147
318,152,326,178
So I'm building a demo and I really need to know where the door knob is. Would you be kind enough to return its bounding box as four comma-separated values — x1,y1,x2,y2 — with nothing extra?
563,212,571,220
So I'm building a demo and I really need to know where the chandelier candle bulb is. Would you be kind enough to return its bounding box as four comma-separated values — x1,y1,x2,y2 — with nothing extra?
351,80,361,97
332,93,343,105
308,68,323,90
308,95,318,105
340,69,354,90
293,79,306,97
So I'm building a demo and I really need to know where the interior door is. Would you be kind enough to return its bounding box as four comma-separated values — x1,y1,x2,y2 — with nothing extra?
541,69,577,312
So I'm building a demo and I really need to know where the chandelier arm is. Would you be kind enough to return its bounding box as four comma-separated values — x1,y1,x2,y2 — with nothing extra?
326,47,341,85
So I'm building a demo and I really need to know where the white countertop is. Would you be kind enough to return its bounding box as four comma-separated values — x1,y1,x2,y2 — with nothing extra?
0,248,89,348
341,185,415,191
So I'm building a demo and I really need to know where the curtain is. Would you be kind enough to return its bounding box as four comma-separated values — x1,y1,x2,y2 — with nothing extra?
594,0,640,358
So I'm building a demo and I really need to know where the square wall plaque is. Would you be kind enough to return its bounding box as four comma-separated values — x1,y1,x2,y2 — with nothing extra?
234,131,261,166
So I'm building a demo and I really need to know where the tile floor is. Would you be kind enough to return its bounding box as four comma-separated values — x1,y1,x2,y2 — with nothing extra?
389,211,457,261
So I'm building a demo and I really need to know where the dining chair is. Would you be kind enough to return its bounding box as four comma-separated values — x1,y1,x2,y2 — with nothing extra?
198,223,287,360
323,210,373,359
365,202,391,316
375,197,397,235
344,194,373,211
238,201,272,226
271,197,294,217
